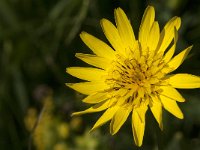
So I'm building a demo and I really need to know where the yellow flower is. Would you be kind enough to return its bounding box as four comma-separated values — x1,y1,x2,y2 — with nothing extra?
66,6,200,146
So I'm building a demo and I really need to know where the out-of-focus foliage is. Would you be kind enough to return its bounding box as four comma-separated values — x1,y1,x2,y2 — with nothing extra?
24,93,102,150
0,0,199,150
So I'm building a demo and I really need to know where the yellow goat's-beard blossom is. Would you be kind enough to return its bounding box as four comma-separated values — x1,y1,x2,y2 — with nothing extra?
66,6,200,146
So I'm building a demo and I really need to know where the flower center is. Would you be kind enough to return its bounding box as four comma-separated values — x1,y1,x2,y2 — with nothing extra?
105,52,167,106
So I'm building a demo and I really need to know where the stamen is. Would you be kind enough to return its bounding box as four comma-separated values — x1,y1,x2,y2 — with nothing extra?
105,50,170,106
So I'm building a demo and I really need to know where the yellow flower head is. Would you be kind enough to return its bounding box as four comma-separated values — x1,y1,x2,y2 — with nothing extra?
66,6,200,146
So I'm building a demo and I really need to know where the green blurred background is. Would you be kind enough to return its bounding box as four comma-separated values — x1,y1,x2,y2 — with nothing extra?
0,0,200,150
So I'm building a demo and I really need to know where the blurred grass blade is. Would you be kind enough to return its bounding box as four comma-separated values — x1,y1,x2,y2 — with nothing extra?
65,0,90,45
12,67,28,113
0,0,20,30
49,0,79,20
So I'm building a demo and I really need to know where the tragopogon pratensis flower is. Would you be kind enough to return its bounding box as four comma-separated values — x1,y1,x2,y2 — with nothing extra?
66,6,200,146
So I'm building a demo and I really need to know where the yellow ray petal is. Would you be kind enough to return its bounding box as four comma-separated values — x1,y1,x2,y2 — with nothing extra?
167,74,200,89
82,92,108,104
162,28,178,63
114,7,136,49
136,104,148,123
160,86,185,102
66,82,107,95
72,100,110,116
163,45,176,63
160,95,183,119
132,105,147,147
150,97,163,130
100,18,125,54
157,17,181,54
132,41,141,60
166,46,193,73
75,53,110,69
147,21,160,51
110,106,131,135
66,67,106,81
91,106,119,131
137,88,145,100
80,32,115,59
139,6,155,49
